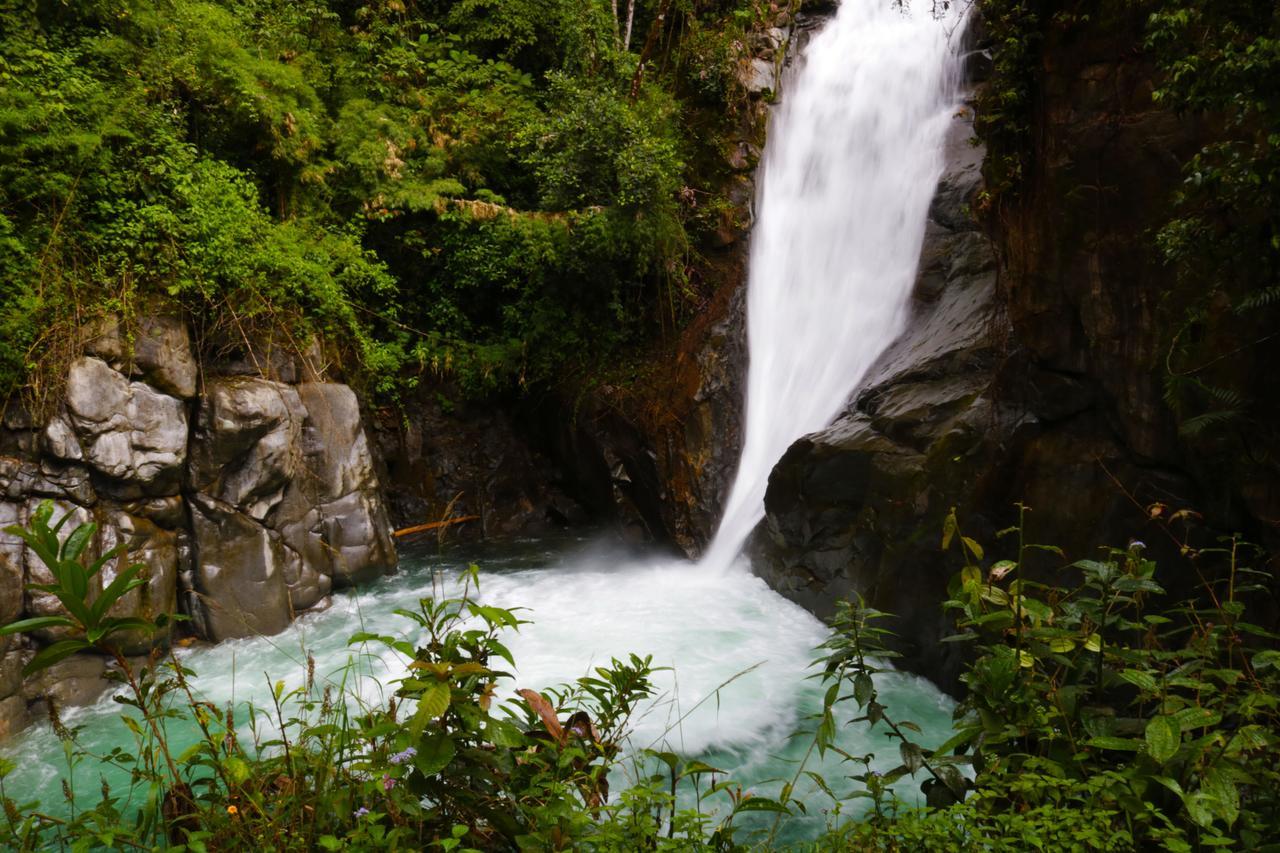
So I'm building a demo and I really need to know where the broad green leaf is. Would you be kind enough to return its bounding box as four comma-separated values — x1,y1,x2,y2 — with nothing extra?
1145,715,1181,764
961,536,984,562
485,719,525,748
682,760,725,777
1202,769,1240,828
989,560,1016,581
1084,633,1102,653
409,682,451,737
1048,637,1076,654
1174,706,1221,731
941,509,957,550
1184,792,1215,829
853,673,873,708
1119,669,1158,692
224,756,251,784
413,732,456,776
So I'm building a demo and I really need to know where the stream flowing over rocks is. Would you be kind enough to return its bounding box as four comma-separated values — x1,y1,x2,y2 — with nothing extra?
0,317,396,736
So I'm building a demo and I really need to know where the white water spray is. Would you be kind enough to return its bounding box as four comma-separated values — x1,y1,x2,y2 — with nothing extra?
703,0,967,570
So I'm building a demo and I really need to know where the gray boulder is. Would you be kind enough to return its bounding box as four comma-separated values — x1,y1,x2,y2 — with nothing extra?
83,313,197,399
60,357,187,496
188,378,304,519
190,497,293,642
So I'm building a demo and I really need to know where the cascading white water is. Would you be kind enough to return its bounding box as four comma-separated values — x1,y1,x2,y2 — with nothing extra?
703,0,966,570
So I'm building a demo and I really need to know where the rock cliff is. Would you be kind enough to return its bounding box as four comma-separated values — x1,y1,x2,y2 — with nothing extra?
0,314,396,736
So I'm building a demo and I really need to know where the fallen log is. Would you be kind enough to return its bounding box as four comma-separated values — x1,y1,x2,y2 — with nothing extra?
393,515,481,538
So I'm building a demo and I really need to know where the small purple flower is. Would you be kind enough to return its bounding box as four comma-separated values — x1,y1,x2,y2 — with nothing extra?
353,806,370,819
388,746,417,766
382,774,396,792
1129,540,1147,551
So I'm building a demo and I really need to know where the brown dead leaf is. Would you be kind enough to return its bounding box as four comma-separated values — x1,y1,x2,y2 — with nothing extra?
517,688,566,746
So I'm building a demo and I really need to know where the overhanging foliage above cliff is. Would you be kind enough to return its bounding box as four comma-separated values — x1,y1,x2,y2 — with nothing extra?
0,0,772,403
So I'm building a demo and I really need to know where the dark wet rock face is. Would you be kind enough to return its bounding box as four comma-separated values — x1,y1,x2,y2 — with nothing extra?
370,390,590,543
0,313,396,734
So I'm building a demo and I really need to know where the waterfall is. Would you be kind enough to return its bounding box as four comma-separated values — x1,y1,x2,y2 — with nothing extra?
701,0,968,571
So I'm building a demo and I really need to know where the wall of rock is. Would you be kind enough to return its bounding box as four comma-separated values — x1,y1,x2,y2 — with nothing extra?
0,312,396,737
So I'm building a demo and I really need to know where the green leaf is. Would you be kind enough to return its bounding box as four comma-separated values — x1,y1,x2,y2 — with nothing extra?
61,522,96,564
1084,736,1142,752
682,760,725,777
484,718,525,748
85,544,127,581
408,682,451,737
317,835,342,851
1203,768,1240,828
0,615,76,636
413,732,456,776
733,796,791,815
1119,669,1158,692
23,639,91,676
961,536,984,562
1174,706,1221,731
942,509,957,550
989,560,1016,581
1084,633,1102,653
224,756,250,784
90,563,146,623
1145,715,1181,764
1185,792,1216,829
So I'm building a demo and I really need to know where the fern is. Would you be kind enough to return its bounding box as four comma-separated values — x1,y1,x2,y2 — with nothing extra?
1178,409,1243,439
1236,285,1280,313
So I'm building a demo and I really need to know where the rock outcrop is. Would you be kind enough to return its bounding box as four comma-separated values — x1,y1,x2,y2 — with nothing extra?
0,312,396,735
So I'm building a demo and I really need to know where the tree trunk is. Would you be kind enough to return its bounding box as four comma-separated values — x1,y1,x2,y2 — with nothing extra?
624,0,637,50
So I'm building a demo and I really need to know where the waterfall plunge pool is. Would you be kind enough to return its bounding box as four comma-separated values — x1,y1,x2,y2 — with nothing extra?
2,536,956,842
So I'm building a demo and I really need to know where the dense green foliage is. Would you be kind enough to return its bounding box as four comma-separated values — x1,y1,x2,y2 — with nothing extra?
6,503,1278,850
791,507,1280,851
1146,0,1280,477
0,0,767,402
